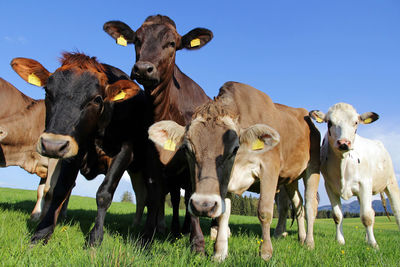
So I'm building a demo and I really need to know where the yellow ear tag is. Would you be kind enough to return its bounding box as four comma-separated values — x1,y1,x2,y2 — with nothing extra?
112,91,126,101
28,73,42,86
316,117,324,123
190,38,201,47
164,139,176,151
252,139,264,151
363,118,372,124
117,35,127,46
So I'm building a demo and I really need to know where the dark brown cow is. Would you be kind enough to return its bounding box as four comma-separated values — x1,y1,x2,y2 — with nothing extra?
11,53,149,245
0,77,56,220
103,15,212,251
149,82,320,261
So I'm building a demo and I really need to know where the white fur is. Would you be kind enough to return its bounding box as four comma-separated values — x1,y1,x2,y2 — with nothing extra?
321,105,400,247
189,193,223,218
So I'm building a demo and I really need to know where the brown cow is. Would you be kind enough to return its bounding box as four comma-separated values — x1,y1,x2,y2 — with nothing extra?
0,77,56,220
103,15,212,251
11,53,150,245
149,82,320,261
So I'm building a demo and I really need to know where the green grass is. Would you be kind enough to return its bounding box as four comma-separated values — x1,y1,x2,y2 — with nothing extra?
1,187,399,266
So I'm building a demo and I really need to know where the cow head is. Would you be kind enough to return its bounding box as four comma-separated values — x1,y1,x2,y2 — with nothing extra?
103,15,213,90
148,101,280,218
310,103,379,152
11,53,140,158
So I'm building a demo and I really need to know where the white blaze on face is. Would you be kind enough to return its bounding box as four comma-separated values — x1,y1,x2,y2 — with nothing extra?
228,149,260,195
326,103,359,150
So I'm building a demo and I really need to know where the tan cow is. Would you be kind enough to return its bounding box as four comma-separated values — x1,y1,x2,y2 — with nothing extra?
149,81,320,261
0,77,55,220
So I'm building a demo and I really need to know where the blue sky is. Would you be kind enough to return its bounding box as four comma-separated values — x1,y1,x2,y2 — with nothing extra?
0,1,399,206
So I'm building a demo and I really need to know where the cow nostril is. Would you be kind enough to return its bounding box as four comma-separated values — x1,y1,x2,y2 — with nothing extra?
60,141,69,152
147,67,153,73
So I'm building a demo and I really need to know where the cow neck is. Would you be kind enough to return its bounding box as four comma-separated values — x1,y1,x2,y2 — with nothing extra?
145,65,186,125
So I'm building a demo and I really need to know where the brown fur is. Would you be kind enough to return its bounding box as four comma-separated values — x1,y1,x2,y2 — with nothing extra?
57,52,108,88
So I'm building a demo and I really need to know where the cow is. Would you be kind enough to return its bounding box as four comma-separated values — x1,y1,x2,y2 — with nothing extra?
0,77,55,220
148,81,321,261
103,14,213,252
11,52,151,245
310,103,400,248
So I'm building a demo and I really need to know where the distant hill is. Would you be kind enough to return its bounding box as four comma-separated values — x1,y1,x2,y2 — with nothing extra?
318,199,393,214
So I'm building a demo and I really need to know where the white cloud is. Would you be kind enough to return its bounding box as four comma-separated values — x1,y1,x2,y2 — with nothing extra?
3,35,27,44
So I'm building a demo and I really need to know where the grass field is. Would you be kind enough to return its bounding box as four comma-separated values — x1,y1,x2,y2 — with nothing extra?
1,187,399,266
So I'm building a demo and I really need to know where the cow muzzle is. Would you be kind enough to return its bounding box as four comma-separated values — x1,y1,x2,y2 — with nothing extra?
188,193,225,218
37,133,79,158
336,139,351,151
131,61,160,87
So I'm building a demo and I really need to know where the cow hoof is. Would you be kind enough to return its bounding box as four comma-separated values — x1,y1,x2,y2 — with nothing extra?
260,252,272,261
370,242,379,249
210,226,218,241
88,230,103,247
191,236,205,254
274,231,289,239
337,238,345,245
305,239,315,249
30,212,41,222
212,253,228,262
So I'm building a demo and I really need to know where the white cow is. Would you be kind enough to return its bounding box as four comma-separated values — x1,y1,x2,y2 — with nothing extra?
310,103,400,247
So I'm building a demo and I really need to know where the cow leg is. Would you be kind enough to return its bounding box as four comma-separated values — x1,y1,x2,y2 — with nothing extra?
128,170,146,227
88,143,134,246
384,175,400,229
40,158,60,220
258,165,279,261
274,185,290,239
303,169,320,249
31,178,46,221
59,191,71,220
170,186,181,237
181,189,192,234
325,181,345,245
213,198,231,262
190,214,205,253
284,182,306,244
358,182,377,248
31,158,80,244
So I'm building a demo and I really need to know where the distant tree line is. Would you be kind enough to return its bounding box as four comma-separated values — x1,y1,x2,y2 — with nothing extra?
124,191,393,219
317,210,392,218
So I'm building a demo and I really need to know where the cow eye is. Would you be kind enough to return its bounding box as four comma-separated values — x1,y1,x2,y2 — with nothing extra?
169,41,176,48
232,146,239,155
93,95,103,105
327,120,332,128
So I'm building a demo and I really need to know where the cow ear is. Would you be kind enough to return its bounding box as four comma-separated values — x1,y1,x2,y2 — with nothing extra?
239,124,280,153
148,120,185,152
103,21,136,46
309,110,326,123
105,80,141,102
359,112,379,124
11,58,51,87
179,28,213,50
